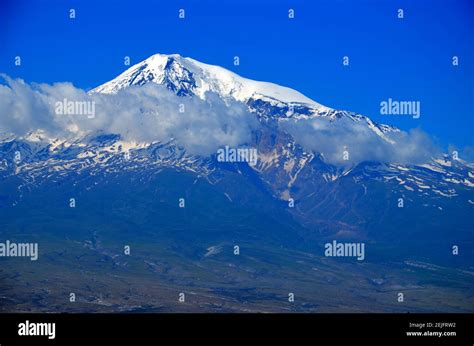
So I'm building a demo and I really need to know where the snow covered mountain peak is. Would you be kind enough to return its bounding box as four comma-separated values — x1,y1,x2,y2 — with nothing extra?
90,53,330,110
88,53,405,144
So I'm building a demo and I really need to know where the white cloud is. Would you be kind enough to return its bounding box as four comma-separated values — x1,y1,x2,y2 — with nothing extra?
0,75,442,165
0,75,259,156
280,116,440,166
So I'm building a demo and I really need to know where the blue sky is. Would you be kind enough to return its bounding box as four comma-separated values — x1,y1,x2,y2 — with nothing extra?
0,0,473,150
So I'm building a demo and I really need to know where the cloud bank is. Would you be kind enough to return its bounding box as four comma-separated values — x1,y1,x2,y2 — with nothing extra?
0,75,259,156
280,116,440,166
0,75,442,165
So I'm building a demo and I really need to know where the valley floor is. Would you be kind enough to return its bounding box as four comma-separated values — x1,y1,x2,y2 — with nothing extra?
1,230,473,313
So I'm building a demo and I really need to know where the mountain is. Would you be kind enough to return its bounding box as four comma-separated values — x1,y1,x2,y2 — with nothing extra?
1,53,474,312
2,53,473,236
